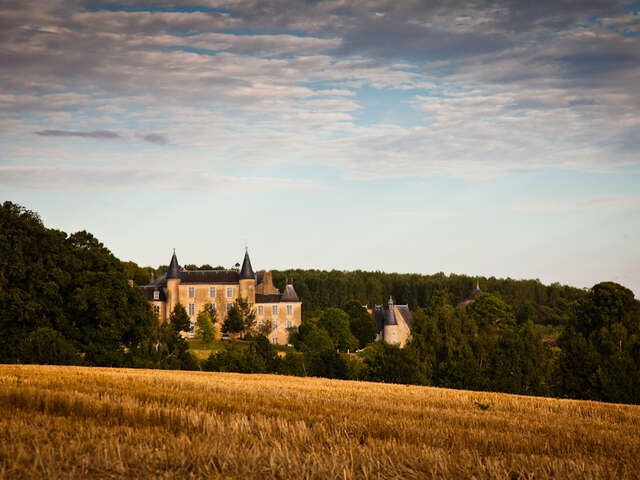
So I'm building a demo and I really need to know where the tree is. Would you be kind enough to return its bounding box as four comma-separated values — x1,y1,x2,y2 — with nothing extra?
343,299,377,348
317,308,358,352
222,297,256,336
169,304,191,334
362,342,426,385
557,282,640,403
196,310,217,345
290,318,334,352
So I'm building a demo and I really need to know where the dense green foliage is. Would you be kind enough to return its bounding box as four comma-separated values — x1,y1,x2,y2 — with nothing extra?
270,269,584,327
0,202,196,370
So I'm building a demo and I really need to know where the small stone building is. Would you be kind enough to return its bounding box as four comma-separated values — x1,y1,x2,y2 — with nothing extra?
140,250,301,345
371,297,412,346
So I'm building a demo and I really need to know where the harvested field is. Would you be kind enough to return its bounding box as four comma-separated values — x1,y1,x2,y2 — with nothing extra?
1,365,639,479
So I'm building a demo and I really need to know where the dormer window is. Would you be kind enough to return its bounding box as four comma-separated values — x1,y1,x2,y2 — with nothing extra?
153,291,159,301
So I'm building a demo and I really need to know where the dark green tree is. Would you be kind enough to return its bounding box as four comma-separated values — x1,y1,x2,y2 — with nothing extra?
343,299,377,348
317,308,358,352
557,282,640,403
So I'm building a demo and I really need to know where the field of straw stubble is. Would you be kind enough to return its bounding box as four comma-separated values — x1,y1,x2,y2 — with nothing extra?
1,365,639,479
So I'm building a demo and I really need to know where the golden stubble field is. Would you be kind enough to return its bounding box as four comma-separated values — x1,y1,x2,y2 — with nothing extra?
1,365,639,479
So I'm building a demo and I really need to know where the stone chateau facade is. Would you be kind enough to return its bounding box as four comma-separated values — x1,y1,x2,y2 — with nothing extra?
140,249,301,345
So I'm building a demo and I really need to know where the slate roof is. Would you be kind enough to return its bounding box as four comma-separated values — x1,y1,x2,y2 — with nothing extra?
256,293,282,303
239,250,255,280
166,252,180,279
180,270,240,284
372,306,385,333
139,285,166,302
281,284,300,302
396,305,412,328
256,270,265,285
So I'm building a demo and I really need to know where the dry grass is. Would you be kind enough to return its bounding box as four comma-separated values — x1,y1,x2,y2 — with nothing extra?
1,365,639,479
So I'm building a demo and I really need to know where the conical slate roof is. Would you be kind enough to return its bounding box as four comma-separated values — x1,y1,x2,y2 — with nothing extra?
239,249,255,280
384,296,397,326
281,283,299,302
167,251,181,279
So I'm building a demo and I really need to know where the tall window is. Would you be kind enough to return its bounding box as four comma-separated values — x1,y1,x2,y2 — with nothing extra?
188,287,195,298
257,320,264,328
188,303,195,316
286,304,293,316
226,302,232,312
286,320,292,329
273,320,278,331
209,287,216,298
226,287,233,298
272,337,278,345
153,305,160,316
153,291,159,301
272,305,278,315
257,305,264,316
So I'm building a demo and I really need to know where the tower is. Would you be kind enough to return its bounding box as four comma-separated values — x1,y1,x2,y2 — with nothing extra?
166,250,181,318
383,296,399,344
238,248,256,304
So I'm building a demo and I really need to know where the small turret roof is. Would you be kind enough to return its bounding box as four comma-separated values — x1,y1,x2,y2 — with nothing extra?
239,248,255,279
384,296,397,326
167,250,180,279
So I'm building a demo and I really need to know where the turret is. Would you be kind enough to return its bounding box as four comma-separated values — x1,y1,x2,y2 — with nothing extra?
238,248,256,304
383,296,399,344
166,250,181,316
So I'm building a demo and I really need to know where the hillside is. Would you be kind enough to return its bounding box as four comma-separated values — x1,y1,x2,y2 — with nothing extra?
1,365,639,479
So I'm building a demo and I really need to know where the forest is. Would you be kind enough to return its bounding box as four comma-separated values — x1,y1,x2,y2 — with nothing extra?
2,201,640,404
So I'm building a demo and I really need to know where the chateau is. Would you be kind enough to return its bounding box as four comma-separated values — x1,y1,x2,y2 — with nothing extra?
140,250,302,345
370,297,412,347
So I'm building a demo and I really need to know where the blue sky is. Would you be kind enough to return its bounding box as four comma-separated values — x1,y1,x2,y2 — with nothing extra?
1,1,639,296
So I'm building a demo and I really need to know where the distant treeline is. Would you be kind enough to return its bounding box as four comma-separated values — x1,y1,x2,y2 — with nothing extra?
3,201,640,405
124,263,585,327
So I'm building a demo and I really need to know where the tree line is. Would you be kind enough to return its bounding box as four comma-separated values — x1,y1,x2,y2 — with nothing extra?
2,201,639,404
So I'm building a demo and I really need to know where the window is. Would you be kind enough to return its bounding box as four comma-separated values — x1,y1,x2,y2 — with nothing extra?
286,320,292,329
272,337,278,345
188,303,195,316
153,305,160,316
257,305,264,316
226,302,232,312
209,287,216,298
273,320,278,331
257,320,264,328
286,304,293,316
226,287,233,298
189,320,195,333
272,305,278,315
153,291,159,301
209,302,216,312
188,287,195,298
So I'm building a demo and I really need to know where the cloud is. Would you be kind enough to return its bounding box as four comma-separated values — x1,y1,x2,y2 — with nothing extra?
1,0,639,182
0,165,320,193
33,129,120,139
137,132,169,145
513,195,640,213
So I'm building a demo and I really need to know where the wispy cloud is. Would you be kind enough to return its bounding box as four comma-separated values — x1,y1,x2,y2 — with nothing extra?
0,165,320,193
136,132,169,145
34,129,121,139
513,195,640,213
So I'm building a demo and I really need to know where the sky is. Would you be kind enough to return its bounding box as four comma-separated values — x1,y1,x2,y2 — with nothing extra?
1,0,639,296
